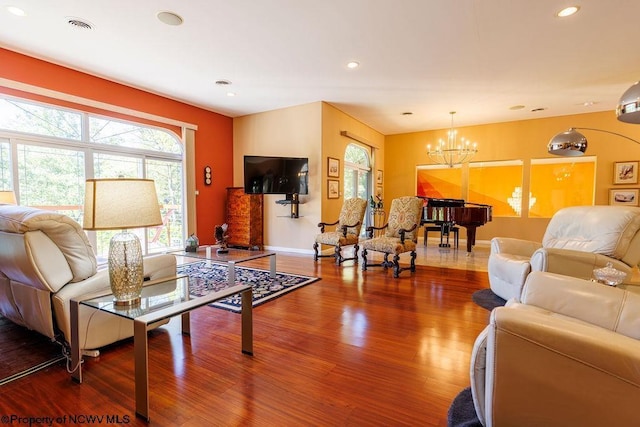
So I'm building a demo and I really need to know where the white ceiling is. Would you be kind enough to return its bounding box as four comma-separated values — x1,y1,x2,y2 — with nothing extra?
1,1,639,135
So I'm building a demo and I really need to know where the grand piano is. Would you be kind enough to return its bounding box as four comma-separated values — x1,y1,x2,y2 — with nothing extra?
420,197,492,252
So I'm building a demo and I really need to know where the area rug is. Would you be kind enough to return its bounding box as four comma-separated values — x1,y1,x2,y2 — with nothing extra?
447,387,482,427
0,316,65,386
177,261,320,312
472,288,506,311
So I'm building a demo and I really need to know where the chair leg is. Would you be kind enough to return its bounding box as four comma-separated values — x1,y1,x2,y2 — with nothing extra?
334,245,343,265
313,242,319,261
410,250,416,272
392,254,401,278
361,248,368,270
383,253,390,270
353,243,359,263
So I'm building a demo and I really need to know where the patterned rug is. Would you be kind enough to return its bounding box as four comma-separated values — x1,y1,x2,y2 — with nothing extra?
177,260,320,312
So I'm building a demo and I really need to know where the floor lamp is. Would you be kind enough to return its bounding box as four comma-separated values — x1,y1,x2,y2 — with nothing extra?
547,127,640,156
83,178,162,306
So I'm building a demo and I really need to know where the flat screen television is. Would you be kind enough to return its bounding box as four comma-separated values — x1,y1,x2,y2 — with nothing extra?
244,155,309,195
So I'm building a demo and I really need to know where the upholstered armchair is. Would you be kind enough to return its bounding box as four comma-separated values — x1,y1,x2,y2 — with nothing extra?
361,196,423,277
314,197,367,265
488,205,640,300
470,271,640,426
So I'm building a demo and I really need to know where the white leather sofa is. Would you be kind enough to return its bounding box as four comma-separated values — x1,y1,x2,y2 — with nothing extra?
488,205,640,300
470,271,640,426
0,204,176,350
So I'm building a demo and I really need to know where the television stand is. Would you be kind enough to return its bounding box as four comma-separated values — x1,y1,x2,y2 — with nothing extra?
276,193,301,218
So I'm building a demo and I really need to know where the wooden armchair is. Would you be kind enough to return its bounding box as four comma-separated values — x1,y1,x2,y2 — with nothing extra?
361,196,423,277
313,197,367,265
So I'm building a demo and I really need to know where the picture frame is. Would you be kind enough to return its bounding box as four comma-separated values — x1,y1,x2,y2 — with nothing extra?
609,188,639,206
613,161,639,185
328,157,340,178
328,179,340,199
376,170,383,185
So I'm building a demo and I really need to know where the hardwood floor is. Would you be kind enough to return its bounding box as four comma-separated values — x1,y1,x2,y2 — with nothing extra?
0,245,491,426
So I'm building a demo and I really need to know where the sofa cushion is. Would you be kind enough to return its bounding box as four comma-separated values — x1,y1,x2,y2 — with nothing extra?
0,205,97,281
542,205,640,259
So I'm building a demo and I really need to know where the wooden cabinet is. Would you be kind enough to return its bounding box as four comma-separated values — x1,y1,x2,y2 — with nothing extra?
226,187,263,249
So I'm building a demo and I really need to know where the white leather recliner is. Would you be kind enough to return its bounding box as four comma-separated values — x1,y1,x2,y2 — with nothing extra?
470,271,640,426
488,205,640,300
0,204,176,350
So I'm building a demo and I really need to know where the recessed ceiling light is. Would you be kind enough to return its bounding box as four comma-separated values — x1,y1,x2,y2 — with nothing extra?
530,107,547,112
347,61,360,69
157,11,183,26
509,105,525,110
402,112,413,116
556,6,580,18
6,6,26,16
215,80,232,86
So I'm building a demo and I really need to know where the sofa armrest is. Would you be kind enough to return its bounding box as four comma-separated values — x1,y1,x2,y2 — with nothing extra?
530,247,632,279
490,237,542,257
479,306,640,427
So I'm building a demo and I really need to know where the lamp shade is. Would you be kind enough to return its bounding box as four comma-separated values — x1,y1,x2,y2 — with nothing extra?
0,190,17,204
547,128,588,156
617,81,640,124
83,178,162,230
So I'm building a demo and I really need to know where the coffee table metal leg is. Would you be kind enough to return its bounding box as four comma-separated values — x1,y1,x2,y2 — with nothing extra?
70,299,82,383
182,312,190,335
269,254,276,279
241,288,253,355
134,319,150,421
229,261,236,285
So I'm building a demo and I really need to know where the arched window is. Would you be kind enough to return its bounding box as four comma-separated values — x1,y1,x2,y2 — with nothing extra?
0,95,184,258
344,143,372,233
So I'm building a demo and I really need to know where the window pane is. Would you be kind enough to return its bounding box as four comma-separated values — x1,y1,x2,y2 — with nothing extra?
146,159,184,252
0,97,81,140
89,116,182,154
469,161,523,217
94,153,143,178
0,140,11,189
17,144,85,222
416,165,462,199
345,144,369,166
530,157,596,218
344,168,356,199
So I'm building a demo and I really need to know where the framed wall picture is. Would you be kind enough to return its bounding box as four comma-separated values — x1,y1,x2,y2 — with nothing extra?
376,170,383,185
609,188,639,206
328,157,340,178
328,179,340,199
613,161,639,185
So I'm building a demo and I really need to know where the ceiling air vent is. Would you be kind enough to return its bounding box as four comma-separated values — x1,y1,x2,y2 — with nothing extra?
67,18,93,30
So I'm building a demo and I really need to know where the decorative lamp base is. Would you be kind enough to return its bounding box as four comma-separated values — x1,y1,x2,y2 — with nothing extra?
108,230,144,306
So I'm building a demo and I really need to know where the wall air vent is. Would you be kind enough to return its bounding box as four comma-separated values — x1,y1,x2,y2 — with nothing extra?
67,18,93,30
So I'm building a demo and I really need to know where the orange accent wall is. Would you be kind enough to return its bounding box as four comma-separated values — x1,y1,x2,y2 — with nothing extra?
0,48,233,244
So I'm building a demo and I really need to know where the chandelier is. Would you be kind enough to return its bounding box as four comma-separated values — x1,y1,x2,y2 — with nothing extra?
427,112,478,167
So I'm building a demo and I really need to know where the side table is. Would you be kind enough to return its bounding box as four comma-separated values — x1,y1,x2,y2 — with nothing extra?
70,276,253,421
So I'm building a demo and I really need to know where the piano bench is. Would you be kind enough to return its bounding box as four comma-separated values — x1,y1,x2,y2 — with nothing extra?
424,225,459,249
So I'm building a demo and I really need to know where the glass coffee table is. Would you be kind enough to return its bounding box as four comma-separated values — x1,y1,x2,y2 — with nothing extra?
173,247,277,285
69,275,253,421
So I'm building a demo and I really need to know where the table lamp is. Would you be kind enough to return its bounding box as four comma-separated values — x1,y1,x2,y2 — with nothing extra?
0,190,17,204
83,178,162,306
